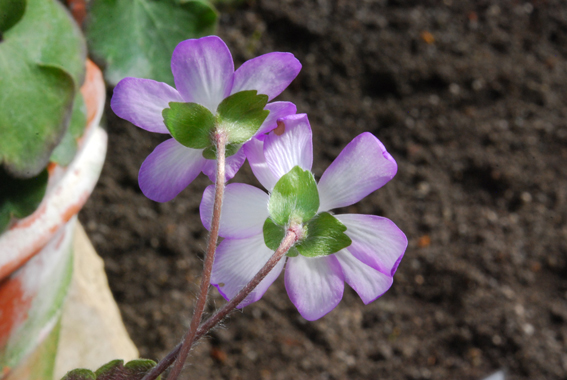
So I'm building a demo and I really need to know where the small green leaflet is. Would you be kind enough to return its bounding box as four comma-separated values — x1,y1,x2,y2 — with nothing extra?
60,359,161,380
0,167,48,233
86,0,217,86
216,90,269,144
268,166,319,226
163,102,216,149
295,212,351,257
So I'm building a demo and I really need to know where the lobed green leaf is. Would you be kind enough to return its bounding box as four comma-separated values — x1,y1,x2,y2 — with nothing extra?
295,212,352,258
216,90,269,144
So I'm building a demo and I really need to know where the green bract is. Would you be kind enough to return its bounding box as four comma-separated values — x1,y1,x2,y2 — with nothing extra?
263,166,352,258
268,166,319,226
60,359,161,380
86,0,217,86
162,90,269,158
0,0,86,178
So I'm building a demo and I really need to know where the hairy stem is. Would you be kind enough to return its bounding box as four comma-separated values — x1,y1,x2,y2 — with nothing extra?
142,230,297,380
166,131,227,380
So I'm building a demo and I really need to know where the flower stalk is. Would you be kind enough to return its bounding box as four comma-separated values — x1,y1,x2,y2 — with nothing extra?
166,131,228,380
142,229,297,380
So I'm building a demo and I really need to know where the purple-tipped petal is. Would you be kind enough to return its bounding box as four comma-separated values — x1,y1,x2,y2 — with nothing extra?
264,114,313,179
201,148,246,182
211,234,286,308
200,183,269,239
317,133,398,211
243,138,280,191
171,36,234,113
335,214,407,276
335,249,393,304
255,101,297,136
138,138,206,202
285,255,344,321
231,52,301,101
111,78,183,134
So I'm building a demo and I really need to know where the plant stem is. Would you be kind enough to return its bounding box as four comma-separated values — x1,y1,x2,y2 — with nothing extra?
166,131,227,380
142,230,297,380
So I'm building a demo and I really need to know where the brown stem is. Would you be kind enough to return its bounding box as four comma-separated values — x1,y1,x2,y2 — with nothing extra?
166,131,227,380
142,231,297,380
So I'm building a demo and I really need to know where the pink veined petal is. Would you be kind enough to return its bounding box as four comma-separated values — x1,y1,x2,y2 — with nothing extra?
264,114,313,179
255,101,297,136
284,255,344,321
200,183,269,239
111,77,183,134
335,214,407,276
231,52,302,101
335,249,394,305
317,132,398,212
243,138,280,191
201,148,246,182
171,36,234,113
138,138,206,202
211,234,286,309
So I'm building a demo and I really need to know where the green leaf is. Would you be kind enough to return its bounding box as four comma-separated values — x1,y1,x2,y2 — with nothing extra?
60,369,96,380
295,212,352,258
50,92,87,166
268,166,319,226
263,218,300,257
0,0,26,33
0,167,48,233
86,0,218,86
217,90,269,144
163,102,216,149
0,0,86,178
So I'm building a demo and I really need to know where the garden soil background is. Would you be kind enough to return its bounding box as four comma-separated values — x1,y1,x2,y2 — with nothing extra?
80,1,567,379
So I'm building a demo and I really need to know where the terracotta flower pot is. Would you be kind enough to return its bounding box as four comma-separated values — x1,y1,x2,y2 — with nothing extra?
0,60,107,380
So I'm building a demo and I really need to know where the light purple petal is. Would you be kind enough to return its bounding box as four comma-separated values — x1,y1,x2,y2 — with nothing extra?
171,36,234,113
264,114,313,179
243,138,280,191
211,234,286,308
284,255,344,321
201,148,246,182
255,101,297,136
335,249,393,304
200,183,269,239
317,132,398,211
111,78,183,134
138,138,206,202
231,52,301,101
335,214,407,276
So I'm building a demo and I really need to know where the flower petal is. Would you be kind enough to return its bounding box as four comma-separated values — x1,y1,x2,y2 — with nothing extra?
111,77,183,134
335,249,393,304
335,214,407,276
171,36,234,113
285,255,344,321
317,132,398,211
231,52,301,101
255,101,297,136
201,148,247,182
243,138,280,191
138,138,205,202
200,183,269,239
211,234,286,308
264,114,313,179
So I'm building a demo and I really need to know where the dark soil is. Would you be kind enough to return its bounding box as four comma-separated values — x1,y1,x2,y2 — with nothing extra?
80,1,567,379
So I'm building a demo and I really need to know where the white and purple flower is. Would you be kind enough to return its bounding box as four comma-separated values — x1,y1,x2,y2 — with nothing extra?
200,114,407,321
111,36,300,202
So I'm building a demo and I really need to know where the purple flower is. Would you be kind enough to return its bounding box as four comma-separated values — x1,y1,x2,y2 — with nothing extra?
111,36,300,202
200,114,407,321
